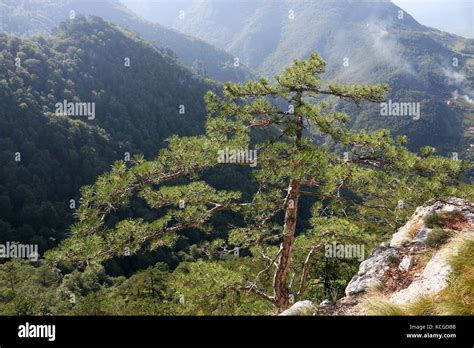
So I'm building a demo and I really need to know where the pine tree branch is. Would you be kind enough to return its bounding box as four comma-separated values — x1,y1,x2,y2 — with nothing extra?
239,284,275,304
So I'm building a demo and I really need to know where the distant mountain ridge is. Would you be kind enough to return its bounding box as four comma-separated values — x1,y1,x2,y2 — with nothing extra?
123,0,474,157
0,0,255,83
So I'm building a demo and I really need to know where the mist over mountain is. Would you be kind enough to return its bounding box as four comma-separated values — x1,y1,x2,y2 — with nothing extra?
121,0,474,156
3,0,473,154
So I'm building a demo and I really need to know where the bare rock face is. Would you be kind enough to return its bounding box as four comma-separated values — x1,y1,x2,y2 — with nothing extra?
278,300,317,316
319,198,473,315
345,246,399,296
390,233,472,305
390,198,469,248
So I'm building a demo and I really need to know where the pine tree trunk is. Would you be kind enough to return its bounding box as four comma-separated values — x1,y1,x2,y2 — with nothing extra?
273,178,301,313
273,93,303,313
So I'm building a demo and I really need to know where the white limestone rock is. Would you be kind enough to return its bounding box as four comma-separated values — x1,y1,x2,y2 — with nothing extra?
278,300,317,316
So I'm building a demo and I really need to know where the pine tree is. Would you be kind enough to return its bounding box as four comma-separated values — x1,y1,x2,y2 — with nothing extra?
47,53,470,313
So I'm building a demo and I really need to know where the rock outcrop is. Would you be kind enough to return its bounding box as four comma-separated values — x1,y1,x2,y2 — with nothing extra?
278,300,317,316
317,198,474,315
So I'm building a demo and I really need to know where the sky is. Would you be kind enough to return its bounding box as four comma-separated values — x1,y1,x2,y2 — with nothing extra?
392,0,473,38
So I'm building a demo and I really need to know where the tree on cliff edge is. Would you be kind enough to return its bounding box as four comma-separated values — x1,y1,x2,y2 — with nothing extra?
47,53,468,313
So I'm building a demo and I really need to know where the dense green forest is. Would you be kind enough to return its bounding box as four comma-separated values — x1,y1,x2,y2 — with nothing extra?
0,15,266,282
0,16,221,255
0,0,255,83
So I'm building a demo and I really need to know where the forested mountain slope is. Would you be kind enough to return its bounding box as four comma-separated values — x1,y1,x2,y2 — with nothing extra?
0,0,254,82
0,16,217,250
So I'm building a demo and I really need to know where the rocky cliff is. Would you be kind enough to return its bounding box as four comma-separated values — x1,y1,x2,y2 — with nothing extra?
280,198,474,316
